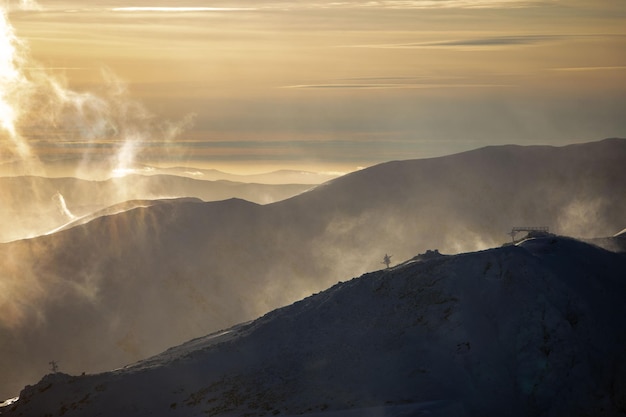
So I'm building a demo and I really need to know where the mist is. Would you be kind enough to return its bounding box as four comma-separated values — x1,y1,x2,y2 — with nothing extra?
1,137,625,399
0,3,327,242
0,3,320,395
0,0,625,406
0,1,230,242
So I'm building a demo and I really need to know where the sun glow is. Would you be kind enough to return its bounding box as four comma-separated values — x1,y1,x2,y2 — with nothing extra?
0,9,31,158
0,1,197,243
0,3,194,177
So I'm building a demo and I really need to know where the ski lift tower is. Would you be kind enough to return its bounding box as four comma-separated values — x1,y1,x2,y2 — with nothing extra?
382,254,392,269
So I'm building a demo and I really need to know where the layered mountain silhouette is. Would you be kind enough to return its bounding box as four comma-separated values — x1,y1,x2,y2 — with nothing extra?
138,167,342,185
0,174,312,242
4,236,626,416
0,138,625,399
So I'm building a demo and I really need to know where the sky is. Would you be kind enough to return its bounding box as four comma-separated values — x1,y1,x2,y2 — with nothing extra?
3,0,626,174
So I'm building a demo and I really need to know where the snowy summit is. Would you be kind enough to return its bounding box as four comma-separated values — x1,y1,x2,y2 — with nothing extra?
3,235,626,417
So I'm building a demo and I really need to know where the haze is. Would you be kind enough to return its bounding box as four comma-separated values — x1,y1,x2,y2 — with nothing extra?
6,0,626,174
1,0,626,404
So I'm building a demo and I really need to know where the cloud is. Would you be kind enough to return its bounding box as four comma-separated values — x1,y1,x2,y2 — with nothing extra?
282,82,514,89
283,84,401,89
279,0,548,10
23,0,550,14
110,7,257,13
294,75,512,89
346,35,562,50
0,0,41,12
343,0,548,9
549,66,626,72
423,35,560,46
346,33,626,50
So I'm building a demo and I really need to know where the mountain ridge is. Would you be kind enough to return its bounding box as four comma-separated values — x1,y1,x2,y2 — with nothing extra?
4,235,626,416
0,174,311,242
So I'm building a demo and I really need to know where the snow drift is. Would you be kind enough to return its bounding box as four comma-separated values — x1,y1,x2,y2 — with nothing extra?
4,236,626,417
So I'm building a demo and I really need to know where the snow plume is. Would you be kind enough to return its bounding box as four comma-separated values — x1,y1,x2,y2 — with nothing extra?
0,2,193,240
0,4,33,163
556,197,614,238
0,2,193,177
52,191,75,220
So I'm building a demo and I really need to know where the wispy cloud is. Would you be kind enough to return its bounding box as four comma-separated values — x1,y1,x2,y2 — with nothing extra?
339,75,466,82
24,67,92,70
110,7,257,12
271,0,548,10
283,69,518,90
284,84,397,89
5,0,562,15
347,35,562,50
337,0,547,9
422,35,560,46
58,0,551,13
549,66,626,72
282,82,514,89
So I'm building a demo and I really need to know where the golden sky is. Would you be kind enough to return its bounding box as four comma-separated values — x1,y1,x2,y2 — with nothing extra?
4,0,626,173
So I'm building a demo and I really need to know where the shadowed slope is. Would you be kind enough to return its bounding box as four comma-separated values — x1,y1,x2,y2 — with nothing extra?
5,237,626,417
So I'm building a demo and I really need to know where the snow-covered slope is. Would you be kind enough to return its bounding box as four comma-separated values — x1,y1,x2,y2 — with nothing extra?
4,236,625,417
44,197,203,235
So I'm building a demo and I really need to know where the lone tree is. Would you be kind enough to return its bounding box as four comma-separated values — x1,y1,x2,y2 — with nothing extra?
382,253,392,269
49,361,59,373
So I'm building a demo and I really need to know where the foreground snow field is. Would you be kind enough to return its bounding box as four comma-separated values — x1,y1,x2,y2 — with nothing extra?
3,235,625,417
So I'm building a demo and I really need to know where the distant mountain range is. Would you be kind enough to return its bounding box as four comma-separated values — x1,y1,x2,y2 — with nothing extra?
140,166,344,185
0,174,313,242
0,159,342,184
4,235,625,416
0,138,624,400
